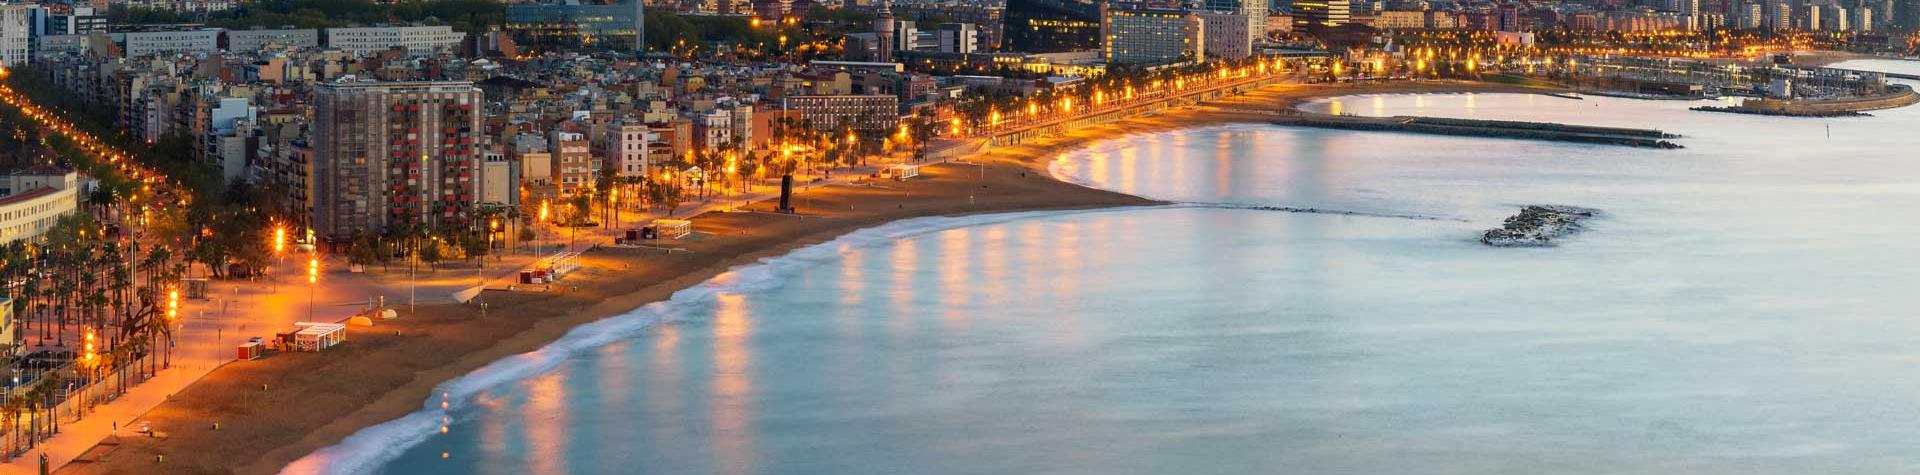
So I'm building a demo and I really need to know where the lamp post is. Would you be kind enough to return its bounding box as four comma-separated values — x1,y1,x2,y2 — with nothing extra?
538,199,551,254
272,225,285,292
609,190,620,231
307,257,318,321
79,328,94,417
166,288,178,369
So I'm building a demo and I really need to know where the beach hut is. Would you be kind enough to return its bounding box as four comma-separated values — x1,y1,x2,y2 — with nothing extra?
236,339,263,360
650,219,692,239
291,322,347,352
884,164,921,181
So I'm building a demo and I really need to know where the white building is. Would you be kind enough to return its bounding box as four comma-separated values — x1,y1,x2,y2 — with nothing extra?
206,96,257,182
1197,11,1253,60
936,23,978,54
226,28,319,52
0,5,31,67
606,123,652,178
478,150,519,206
698,108,733,149
324,26,465,56
0,169,79,244
118,28,221,57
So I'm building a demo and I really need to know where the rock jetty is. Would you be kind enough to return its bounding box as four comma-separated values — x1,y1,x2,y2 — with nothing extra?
1272,114,1683,149
1481,205,1597,247
1690,105,1870,117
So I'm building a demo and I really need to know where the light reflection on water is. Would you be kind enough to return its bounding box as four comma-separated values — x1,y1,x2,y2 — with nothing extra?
372,59,1920,475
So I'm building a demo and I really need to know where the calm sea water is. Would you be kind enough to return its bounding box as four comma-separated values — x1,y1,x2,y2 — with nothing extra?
294,59,1920,475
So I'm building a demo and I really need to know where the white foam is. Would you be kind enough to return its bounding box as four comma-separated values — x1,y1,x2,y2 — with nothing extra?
278,209,1116,475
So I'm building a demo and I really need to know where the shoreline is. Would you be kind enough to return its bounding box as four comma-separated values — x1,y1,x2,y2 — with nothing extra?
68,79,1560,475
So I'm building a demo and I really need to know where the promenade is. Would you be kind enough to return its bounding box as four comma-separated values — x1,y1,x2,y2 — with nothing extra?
1,153,968,473
30,61,1307,473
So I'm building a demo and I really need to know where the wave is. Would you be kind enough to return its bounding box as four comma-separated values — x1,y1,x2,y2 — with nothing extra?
278,208,1127,475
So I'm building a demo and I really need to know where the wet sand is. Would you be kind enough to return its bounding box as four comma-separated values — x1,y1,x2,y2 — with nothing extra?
68,79,1557,475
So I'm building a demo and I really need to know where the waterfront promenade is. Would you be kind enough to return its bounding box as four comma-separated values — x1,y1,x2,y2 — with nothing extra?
66,78,1588,474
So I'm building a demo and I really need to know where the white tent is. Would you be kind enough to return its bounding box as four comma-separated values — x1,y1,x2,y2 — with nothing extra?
291,322,347,352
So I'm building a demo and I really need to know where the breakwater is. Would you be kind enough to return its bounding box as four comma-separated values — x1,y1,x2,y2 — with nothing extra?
1273,113,1683,149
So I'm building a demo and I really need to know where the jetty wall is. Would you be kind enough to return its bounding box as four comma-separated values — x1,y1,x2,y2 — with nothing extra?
1272,114,1682,149
1737,84,1920,115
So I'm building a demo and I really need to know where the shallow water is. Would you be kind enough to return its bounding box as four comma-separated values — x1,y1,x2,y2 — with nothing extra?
304,59,1920,475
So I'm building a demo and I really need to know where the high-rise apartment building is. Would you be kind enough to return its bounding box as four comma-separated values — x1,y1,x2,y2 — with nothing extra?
312,81,485,240
1102,5,1203,65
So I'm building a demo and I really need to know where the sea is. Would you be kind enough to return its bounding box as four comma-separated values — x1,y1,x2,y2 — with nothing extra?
283,59,1920,475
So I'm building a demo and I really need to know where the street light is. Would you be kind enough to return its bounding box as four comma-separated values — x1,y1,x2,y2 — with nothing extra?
307,257,318,320
80,327,95,415
538,199,552,254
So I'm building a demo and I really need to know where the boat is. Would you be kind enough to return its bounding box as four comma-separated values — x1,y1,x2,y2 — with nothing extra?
1543,92,1585,100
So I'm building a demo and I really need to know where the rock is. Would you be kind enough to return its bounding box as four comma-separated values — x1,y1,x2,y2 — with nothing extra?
1481,205,1597,247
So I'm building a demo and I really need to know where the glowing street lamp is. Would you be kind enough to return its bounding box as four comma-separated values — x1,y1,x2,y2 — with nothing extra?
307,257,319,319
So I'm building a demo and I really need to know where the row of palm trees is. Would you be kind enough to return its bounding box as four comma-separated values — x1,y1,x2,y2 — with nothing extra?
952,56,1314,133
587,114,932,220
1,211,187,458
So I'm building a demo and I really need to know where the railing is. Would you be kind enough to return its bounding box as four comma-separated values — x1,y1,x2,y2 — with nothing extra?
0,353,160,461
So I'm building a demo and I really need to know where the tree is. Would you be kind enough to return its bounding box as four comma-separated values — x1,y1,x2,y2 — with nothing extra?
737,150,762,191
418,238,444,271
347,230,381,268
463,233,489,261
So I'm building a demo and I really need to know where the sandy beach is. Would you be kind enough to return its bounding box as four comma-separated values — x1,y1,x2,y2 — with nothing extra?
65,79,1558,475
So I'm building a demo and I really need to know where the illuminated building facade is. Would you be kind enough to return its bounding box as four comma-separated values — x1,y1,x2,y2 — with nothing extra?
1005,0,1102,53
1102,5,1203,65
785,95,901,133
1291,0,1350,29
894,4,1003,49
504,0,645,53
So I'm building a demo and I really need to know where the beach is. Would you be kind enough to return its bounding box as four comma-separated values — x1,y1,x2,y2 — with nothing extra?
65,79,1558,475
